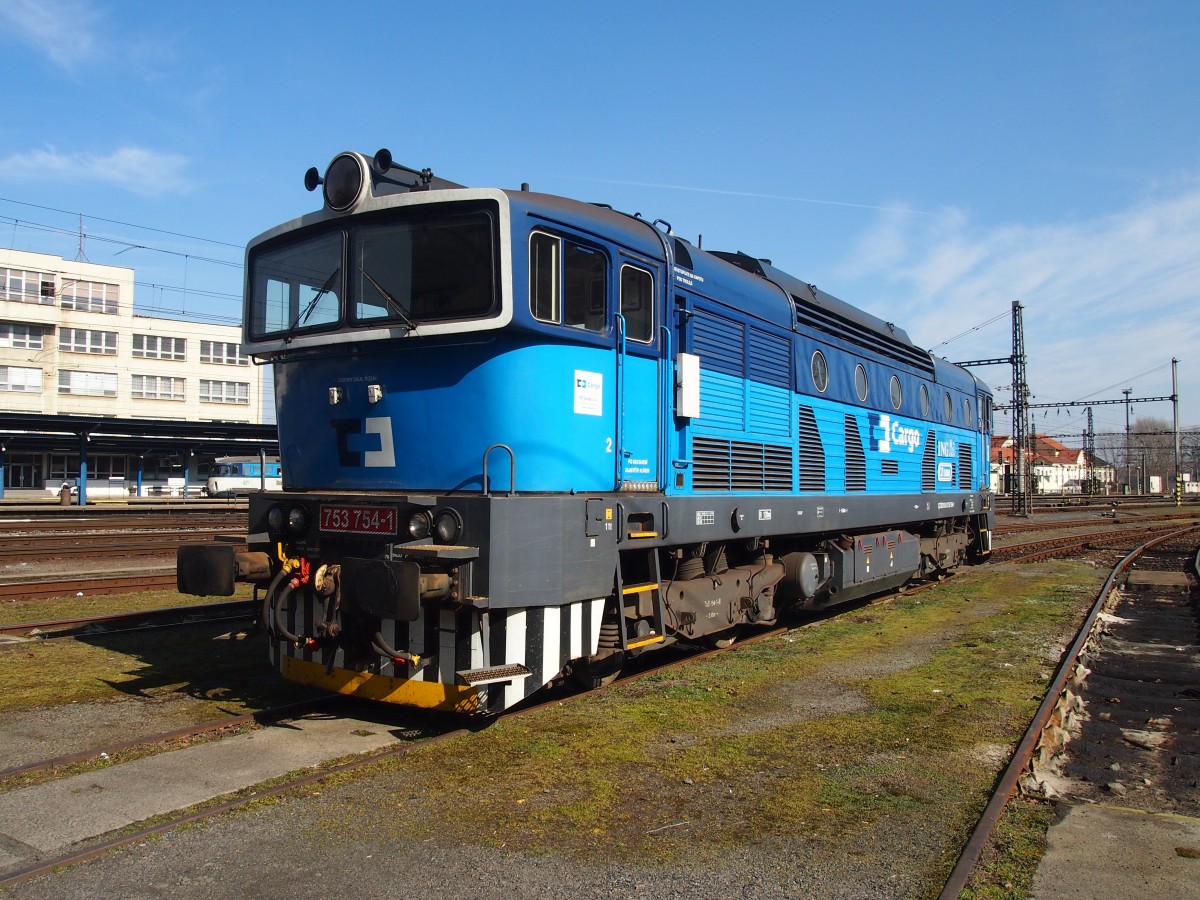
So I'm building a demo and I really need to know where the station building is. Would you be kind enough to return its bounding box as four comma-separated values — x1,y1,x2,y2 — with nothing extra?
1,248,274,496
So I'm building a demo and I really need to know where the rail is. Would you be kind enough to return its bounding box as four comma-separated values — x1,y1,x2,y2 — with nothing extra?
938,522,1200,897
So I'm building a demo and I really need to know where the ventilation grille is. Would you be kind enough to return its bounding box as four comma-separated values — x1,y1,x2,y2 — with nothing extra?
844,415,866,492
881,459,899,476
922,434,937,492
798,406,825,492
958,442,974,490
693,437,793,492
792,296,935,374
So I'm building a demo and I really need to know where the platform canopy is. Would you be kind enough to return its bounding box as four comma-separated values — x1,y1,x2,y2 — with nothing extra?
0,411,278,457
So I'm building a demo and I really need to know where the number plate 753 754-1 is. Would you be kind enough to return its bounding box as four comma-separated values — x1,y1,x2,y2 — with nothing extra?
318,504,398,536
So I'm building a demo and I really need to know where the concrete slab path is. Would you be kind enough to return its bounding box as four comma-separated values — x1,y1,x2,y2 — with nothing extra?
0,712,401,870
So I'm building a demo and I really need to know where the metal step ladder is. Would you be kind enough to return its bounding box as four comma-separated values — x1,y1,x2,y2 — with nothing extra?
617,547,666,651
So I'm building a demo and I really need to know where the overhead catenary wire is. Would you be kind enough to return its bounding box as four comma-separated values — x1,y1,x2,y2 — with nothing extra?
0,216,242,269
928,309,1010,352
0,196,243,249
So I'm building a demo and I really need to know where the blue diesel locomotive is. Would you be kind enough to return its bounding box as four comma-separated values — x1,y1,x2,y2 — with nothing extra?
177,149,994,713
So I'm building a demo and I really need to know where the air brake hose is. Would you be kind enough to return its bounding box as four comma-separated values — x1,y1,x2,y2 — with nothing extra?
370,630,421,668
272,579,305,646
260,568,289,636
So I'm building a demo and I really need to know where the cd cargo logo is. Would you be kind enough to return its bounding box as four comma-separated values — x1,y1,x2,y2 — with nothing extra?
868,414,922,453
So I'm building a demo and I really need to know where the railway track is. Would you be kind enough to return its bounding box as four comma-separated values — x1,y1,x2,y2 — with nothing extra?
0,574,950,889
0,572,178,601
992,521,1197,563
0,512,244,531
0,598,254,639
0,528,242,561
993,507,1200,536
0,519,1187,890
0,696,334,785
940,524,1200,896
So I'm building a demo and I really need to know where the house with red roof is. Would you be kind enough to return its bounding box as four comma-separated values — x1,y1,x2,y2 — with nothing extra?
990,434,1114,494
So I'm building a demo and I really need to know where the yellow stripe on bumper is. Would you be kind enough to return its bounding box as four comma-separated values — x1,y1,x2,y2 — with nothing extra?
282,655,480,712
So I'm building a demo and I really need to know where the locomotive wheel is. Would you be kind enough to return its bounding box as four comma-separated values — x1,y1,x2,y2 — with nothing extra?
703,630,737,650
571,657,621,690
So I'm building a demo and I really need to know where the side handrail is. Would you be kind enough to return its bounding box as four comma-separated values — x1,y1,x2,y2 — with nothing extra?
481,444,516,497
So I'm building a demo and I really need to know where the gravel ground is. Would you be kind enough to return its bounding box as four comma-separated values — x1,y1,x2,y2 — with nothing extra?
6,793,943,900
2,608,1011,899
0,562,1088,898
0,696,217,771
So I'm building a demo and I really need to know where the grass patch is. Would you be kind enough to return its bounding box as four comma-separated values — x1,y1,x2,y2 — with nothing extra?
299,559,1103,890
961,796,1056,898
0,617,305,716
0,585,253,627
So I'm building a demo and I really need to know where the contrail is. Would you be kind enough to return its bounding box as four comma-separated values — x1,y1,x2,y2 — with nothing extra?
554,176,931,215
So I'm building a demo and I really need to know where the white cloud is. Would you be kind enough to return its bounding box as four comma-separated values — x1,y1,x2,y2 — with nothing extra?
0,0,104,70
840,184,1200,429
0,146,192,197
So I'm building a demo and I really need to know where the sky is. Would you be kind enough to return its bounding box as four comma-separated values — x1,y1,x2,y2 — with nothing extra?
1,0,1198,444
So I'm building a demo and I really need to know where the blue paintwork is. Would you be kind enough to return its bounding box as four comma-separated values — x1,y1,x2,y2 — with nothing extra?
277,334,664,493
264,182,991,504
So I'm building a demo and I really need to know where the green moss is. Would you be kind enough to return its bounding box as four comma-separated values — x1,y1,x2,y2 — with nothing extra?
961,797,1056,898
310,560,1101,881
0,618,306,715
0,585,252,627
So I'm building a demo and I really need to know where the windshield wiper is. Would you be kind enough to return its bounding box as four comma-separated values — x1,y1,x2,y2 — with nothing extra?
285,267,341,342
360,266,417,330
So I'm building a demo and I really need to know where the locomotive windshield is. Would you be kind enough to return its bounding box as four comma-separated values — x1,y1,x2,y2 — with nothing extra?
248,201,499,340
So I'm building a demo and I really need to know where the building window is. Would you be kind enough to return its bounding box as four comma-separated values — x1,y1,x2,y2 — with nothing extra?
60,280,119,314
200,340,248,365
132,333,186,360
199,379,249,405
49,454,125,481
58,370,117,397
60,328,117,355
132,374,185,400
0,365,43,392
1,268,55,305
0,323,44,349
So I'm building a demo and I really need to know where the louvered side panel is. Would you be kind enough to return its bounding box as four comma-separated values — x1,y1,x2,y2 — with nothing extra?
763,444,794,491
692,315,744,378
922,433,937,492
844,415,867,492
958,441,974,490
731,441,765,491
694,437,792,492
798,405,826,492
699,370,745,429
692,437,731,491
747,327,791,388
747,382,791,436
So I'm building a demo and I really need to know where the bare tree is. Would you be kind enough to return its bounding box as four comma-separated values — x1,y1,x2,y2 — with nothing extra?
1130,416,1176,492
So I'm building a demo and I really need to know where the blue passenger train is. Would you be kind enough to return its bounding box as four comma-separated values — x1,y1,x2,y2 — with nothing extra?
177,149,993,713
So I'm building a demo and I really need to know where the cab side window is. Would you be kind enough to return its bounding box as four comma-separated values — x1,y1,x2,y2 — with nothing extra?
620,265,653,343
530,231,607,333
